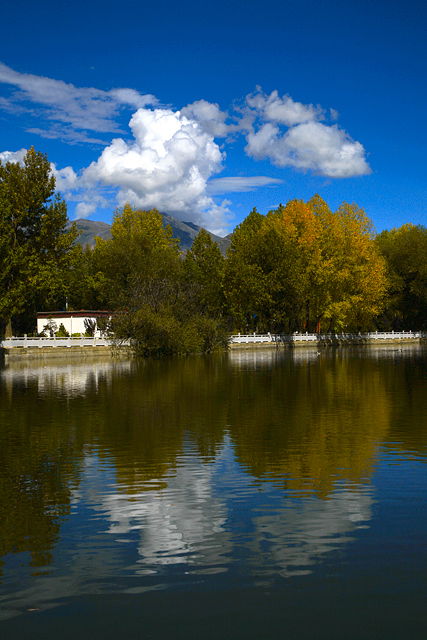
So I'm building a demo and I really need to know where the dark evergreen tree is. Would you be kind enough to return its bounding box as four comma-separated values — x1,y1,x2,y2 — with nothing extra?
0,147,79,336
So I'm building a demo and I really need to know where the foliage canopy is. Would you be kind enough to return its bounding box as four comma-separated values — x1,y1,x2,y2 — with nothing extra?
0,147,79,335
224,196,387,332
376,224,427,330
93,204,229,355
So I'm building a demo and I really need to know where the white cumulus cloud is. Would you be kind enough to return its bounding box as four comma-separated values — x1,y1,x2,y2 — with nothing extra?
243,88,371,178
50,164,79,191
0,147,27,164
245,120,370,178
181,100,231,137
81,107,231,233
246,87,324,126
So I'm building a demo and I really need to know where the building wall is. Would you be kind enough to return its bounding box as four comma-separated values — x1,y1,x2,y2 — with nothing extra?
37,315,106,337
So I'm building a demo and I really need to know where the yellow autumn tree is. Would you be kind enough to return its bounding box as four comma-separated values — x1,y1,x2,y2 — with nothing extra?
225,196,388,332
316,199,388,330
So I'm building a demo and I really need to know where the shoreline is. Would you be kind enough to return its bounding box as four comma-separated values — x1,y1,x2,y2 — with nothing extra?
1,336,425,363
0,345,132,363
229,336,425,350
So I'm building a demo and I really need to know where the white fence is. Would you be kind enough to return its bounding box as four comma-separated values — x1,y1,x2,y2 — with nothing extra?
231,331,426,344
1,335,112,349
1,331,425,350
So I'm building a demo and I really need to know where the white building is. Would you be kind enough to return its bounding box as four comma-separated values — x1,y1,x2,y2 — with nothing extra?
36,310,111,337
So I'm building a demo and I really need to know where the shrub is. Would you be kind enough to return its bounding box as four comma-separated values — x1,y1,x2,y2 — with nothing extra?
56,323,69,337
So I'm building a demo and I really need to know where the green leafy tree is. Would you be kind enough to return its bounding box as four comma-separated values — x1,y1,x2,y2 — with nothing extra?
376,224,427,329
183,228,226,317
92,203,180,308
0,147,79,336
95,204,228,355
224,208,271,331
66,242,110,311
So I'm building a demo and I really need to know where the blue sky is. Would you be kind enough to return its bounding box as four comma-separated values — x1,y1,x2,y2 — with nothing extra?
1,0,426,235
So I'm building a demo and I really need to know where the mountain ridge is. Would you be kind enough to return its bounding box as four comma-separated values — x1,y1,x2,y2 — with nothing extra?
66,213,232,256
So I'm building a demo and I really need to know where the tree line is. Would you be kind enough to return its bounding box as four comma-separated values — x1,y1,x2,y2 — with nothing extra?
1,148,427,353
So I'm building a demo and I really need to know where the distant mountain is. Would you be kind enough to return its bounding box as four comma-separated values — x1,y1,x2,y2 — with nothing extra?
66,219,113,247
67,213,232,256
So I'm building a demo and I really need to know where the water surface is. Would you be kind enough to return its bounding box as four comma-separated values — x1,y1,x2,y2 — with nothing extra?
1,345,427,638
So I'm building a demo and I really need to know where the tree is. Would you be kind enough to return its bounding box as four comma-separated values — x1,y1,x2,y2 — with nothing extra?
318,199,388,331
92,203,180,308
0,147,79,336
94,204,229,355
265,199,323,332
224,208,272,331
376,224,427,329
183,228,226,318
66,242,111,311
224,196,388,333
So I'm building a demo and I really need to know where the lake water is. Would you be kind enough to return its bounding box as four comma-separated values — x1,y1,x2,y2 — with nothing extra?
1,345,427,639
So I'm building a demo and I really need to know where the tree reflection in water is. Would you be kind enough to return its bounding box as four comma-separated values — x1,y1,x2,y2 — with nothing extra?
1,345,426,608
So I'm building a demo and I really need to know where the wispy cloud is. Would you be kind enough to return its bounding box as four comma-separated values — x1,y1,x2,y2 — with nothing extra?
0,62,157,138
207,176,283,194
27,126,107,145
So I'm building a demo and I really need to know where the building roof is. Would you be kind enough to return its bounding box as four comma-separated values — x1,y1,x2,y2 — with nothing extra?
36,310,111,319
